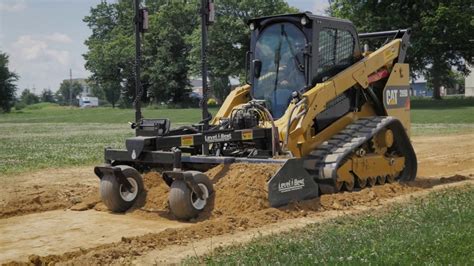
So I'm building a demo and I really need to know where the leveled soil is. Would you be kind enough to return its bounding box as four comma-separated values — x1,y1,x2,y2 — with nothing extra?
0,133,473,264
0,167,98,219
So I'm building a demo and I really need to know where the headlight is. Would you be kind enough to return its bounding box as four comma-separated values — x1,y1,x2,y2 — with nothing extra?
301,16,308,26
249,23,255,31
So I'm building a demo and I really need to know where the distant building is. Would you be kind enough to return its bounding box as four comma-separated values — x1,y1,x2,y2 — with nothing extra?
465,65,474,97
410,77,432,97
190,78,205,97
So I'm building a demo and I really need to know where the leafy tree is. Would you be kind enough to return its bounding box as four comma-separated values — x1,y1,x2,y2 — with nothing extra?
0,52,18,112
103,81,122,108
210,75,231,103
329,0,474,99
84,1,197,106
144,2,197,104
427,69,466,94
89,82,105,100
20,89,39,105
56,80,83,105
188,0,298,101
41,89,55,103
83,1,135,107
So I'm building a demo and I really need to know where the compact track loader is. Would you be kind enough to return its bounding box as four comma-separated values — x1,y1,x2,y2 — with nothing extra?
95,7,416,220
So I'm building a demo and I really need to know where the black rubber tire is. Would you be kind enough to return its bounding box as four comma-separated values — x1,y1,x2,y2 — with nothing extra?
169,171,213,220
100,165,144,213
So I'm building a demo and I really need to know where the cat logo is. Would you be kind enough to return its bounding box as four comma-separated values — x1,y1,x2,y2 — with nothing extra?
386,89,398,105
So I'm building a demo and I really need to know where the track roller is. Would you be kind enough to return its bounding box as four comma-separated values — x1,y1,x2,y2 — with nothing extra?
386,174,397,183
367,176,377,187
343,176,355,191
355,176,367,189
377,175,386,185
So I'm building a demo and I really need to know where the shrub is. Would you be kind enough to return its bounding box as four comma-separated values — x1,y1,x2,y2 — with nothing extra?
14,102,26,110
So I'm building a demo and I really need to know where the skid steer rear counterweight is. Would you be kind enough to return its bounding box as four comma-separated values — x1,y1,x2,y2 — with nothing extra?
94,5,417,220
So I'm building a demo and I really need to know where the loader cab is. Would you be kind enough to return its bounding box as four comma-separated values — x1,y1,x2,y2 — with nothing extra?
248,13,361,118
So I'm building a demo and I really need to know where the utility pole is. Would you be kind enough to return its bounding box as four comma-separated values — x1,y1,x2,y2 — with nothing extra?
69,68,73,106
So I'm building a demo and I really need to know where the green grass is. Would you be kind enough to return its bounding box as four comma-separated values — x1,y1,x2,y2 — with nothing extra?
0,123,133,176
0,103,219,124
1,98,472,124
411,97,474,124
191,185,474,265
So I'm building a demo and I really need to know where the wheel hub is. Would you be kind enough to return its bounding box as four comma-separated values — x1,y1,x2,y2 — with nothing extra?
119,177,138,202
191,183,209,210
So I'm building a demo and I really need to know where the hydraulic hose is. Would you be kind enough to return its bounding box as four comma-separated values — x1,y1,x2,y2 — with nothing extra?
250,102,280,157
284,97,307,151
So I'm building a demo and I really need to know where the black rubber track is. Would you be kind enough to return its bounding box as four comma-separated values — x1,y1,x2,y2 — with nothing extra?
303,116,417,192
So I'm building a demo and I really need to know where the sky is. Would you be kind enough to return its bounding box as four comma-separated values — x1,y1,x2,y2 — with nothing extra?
0,0,329,94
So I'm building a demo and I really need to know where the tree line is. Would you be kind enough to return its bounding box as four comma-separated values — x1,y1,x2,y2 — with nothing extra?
84,0,472,104
329,0,473,99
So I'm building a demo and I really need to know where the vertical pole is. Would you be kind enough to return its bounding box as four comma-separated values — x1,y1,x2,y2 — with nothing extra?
200,0,210,155
69,68,72,106
134,0,142,125
200,0,210,128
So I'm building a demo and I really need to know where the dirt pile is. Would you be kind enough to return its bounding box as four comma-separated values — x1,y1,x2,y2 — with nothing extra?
121,163,280,220
139,171,170,210
127,163,436,220
204,163,281,217
106,163,472,220
126,172,171,218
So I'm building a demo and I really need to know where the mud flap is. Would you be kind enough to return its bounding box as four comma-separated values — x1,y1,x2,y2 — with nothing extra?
267,158,319,207
94,165,133,190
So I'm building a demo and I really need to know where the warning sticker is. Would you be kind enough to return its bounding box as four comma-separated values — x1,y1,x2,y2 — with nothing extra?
241,130,253,140
181,135,194,146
